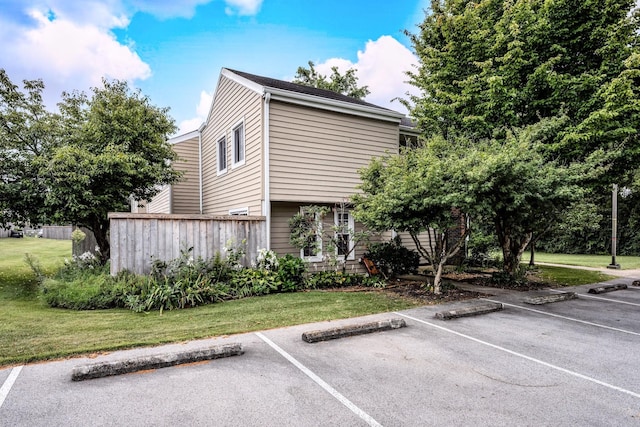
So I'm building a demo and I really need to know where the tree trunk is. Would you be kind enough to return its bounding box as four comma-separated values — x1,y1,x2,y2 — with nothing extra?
433,259,446,295
495,219,532,276
89,217,110,265
529,240,535,267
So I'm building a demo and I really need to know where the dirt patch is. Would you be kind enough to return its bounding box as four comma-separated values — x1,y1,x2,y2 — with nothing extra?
323,268,553,305
380,280,484,305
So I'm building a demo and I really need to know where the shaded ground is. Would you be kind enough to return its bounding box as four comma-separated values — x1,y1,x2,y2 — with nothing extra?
323,269,554,305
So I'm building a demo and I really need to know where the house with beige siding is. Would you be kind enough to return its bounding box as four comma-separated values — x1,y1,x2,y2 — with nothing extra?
132,130,201,214
140,68,421,270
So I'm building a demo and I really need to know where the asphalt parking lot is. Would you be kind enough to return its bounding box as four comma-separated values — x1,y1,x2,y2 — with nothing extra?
1,276,639,426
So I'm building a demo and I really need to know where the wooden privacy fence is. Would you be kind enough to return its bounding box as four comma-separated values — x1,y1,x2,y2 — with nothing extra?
42,225,73,240
109,213,267,275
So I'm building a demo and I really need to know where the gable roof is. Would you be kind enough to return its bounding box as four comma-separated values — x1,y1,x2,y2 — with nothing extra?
221,68,405,123
228,69,394,111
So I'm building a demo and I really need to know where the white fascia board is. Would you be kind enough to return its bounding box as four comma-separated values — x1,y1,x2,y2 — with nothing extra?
168,129,200,145
266,87,404,124
221,68,265,95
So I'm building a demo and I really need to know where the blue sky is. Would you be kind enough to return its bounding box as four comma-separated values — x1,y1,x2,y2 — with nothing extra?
0,0,429,134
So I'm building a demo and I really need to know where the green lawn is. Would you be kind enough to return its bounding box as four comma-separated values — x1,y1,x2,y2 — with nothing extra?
524,252,640,269
0,238,418,367
535,265,615,287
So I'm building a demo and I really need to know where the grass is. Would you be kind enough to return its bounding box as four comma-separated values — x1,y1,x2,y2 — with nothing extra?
534,265,615,287
524,252,640,269
0,238,419,367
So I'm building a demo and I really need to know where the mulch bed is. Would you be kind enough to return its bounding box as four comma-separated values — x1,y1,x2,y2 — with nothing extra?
320,269,550,305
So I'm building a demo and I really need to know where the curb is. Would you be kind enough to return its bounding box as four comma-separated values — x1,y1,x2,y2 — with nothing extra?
524,292,577,305
588,284,628,294
71,343,244,381
301,318,406,343
434,302,503,320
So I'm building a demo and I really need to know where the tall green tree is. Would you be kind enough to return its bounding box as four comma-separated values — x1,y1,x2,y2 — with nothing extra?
293,61,370,100
353,127,581,286
404,0,640,264
353,135,474,293
0,70,59,228
40,79,181,262
0,70,180,263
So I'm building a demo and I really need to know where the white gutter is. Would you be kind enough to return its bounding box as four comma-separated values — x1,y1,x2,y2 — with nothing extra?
198,122,206,214
263,92,271,250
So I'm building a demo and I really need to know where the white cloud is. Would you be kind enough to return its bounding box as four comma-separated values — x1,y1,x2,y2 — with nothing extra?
224,0,263,16
313,36,419,114
178,90,213,134
0,7,150,107
0,0,263,111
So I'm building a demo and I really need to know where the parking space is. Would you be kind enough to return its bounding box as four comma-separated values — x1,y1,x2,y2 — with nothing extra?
1,282,640,426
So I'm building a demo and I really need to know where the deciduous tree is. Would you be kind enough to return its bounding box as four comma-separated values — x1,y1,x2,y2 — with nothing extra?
293,61,370,100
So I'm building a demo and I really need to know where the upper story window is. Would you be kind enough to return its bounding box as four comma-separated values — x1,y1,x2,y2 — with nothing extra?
217,136,227,175
232,119,245,168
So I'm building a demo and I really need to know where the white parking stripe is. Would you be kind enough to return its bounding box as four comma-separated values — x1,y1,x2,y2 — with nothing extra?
0,366,23,409
394,312,640,400
481,298,640,337
255,332,383,427
548,289,640,307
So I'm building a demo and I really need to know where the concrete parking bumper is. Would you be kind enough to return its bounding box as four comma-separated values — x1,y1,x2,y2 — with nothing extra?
524,292,577,305
434,301,503,320
71,343,244,381
301,318,406,343
588,284,628,294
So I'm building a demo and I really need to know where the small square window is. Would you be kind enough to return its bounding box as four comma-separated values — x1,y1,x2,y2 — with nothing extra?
217,136,227,174
232,121,245,167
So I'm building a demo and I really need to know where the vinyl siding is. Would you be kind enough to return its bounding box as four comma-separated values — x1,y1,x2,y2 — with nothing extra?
171,137,200,214
269,101,399,203
270,202,368,273
146,186,171,213
201,75,263,215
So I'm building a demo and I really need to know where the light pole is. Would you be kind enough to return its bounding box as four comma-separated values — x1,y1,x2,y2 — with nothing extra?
607,184,621,269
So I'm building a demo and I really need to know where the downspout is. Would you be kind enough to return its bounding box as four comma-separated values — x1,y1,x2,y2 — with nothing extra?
198,122,205,214
263,92,271,250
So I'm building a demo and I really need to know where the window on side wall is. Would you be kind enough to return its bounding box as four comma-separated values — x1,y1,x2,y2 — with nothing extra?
335,208,355,260
232,120,245,168
217,136,227,175
300,208,322,262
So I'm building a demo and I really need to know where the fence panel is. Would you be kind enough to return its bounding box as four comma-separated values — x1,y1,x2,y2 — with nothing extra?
42,226,73,240
109,213,267,275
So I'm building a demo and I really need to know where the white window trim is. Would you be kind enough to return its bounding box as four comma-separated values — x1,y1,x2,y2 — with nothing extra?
334,208,355,261
231,118,245,169
300,208,323,262
229,207,249,216
216,134,227,176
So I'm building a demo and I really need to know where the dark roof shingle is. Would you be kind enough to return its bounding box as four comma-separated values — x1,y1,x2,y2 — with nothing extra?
227,68,397,113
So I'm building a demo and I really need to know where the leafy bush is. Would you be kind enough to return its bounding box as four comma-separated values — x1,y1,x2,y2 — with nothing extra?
305,271,384,289
275,254,307,292
39,262,118,310
363,236,420,277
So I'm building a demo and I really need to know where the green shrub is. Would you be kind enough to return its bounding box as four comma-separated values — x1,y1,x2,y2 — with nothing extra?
275,254,307,292
364,236,420,277
305,271,384,289
40,269,118,310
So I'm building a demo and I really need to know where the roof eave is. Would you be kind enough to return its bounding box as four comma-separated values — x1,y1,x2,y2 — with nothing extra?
266,86,404,123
